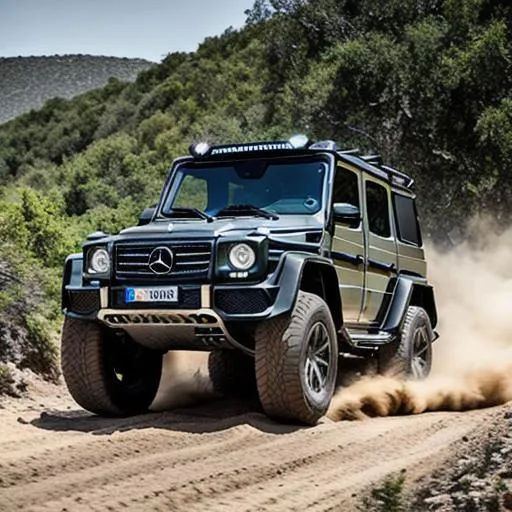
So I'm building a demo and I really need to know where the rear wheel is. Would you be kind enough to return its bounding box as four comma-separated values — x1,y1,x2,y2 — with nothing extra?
378,306,433,379
255,291,338,425
61,317,162,416
208,350,257,399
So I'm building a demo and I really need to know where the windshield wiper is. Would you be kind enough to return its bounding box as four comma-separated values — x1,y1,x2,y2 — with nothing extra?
161,207,213,222
215,204,279,220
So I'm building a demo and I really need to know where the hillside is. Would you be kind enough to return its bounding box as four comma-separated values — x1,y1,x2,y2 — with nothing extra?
0,55,154,124
0,2,510,236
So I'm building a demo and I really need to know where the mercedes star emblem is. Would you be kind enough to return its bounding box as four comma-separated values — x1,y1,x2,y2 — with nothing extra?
148,246,174,275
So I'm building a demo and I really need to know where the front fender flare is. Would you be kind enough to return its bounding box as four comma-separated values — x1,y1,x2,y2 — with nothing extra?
267,252,342,328
61,253,83,310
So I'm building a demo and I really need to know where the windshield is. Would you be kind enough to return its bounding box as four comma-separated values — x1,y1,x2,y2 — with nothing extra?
161,158,328,217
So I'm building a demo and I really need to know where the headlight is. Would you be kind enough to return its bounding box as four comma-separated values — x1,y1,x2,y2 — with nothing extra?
228,243,256,270
89,248,110,274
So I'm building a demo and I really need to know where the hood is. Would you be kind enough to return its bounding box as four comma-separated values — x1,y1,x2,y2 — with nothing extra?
117,215,324,245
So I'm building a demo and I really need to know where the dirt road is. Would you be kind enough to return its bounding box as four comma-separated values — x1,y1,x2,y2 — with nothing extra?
0,378,506,512
3,228,512,511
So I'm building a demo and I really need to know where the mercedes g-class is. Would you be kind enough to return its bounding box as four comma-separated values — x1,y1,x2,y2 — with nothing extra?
60,135,438,425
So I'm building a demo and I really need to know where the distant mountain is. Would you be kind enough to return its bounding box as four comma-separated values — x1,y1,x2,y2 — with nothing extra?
0,55,155,124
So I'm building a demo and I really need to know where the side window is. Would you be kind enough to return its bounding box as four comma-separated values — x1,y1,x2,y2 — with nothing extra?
333,167,360,207
393,194,422,246
366,180,390,238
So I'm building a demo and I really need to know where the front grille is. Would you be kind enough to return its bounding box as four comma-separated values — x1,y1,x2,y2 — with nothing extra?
115,241,212,281
68,290,100,314
215,289,271,315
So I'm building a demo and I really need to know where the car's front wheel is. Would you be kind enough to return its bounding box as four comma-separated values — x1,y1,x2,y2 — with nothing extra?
254,291,338,425
61,317,163,416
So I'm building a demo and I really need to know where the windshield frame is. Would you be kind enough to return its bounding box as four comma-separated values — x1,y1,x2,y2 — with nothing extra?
157,153,335,220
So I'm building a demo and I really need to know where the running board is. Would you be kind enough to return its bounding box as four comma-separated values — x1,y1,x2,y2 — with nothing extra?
340,328,396,349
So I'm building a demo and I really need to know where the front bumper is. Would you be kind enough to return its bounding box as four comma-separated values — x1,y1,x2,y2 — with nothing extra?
97,307,241,352
63,283,278,353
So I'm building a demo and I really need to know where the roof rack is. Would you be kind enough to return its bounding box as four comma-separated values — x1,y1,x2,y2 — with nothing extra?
309,140,338,151
381,165,415,188
337,148,360,156
361,154,383,166
337,148,414,189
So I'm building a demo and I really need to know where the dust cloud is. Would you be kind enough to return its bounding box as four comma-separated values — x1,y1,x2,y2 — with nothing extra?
328,220,512,420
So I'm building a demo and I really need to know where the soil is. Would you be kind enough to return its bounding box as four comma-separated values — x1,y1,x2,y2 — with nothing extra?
0,371,509,512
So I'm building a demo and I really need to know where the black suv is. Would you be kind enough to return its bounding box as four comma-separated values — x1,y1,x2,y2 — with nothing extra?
61,136,438,425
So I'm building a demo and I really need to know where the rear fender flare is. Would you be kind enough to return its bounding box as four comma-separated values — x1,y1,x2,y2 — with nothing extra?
382,277,438,332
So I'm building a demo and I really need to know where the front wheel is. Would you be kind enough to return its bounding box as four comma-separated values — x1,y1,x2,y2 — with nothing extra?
61,317,163,416
255,291,338,425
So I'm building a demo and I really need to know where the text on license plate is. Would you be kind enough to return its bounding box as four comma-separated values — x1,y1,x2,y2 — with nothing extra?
125,287,178,303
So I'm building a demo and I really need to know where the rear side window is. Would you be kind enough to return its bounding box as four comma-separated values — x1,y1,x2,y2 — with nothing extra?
366,181,390,238
393,194,422,246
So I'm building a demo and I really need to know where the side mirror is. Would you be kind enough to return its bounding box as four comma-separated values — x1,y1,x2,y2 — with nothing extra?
333,203,361,228
138,207,156,226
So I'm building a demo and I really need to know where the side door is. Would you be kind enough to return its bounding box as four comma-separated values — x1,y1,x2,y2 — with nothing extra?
332,165,365,325
360,177,398,324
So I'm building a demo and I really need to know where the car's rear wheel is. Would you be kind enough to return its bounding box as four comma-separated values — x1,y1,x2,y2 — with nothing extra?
255,291,338,425
378,306,433,379
61,317,162,416
208,350,257,399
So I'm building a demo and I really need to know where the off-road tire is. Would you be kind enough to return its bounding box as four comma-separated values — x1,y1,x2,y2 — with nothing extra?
378,306,433,379
255,291,338,425
61,317,162,416
208,350,257,399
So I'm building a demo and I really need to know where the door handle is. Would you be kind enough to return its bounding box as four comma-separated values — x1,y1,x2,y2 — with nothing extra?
368,259,396,273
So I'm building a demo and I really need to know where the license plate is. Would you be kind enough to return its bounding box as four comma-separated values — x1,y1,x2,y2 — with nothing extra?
125,286,178,303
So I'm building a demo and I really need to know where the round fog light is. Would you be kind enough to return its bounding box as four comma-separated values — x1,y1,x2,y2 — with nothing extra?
228,243,256,271
89,248,110,274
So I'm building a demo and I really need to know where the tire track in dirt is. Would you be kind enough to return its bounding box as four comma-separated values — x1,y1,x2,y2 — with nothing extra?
0,391,503,512
176,412,482,512
1,411,377,509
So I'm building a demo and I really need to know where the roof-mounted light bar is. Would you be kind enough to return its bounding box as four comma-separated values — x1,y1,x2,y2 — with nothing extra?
189,141,211,157
189,134,314,158
289,134,310,149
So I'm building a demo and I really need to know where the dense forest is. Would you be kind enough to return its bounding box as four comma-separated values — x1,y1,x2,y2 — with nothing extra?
0,0,510,387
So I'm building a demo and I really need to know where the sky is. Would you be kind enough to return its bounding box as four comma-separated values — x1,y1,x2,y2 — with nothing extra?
0,0,255,62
